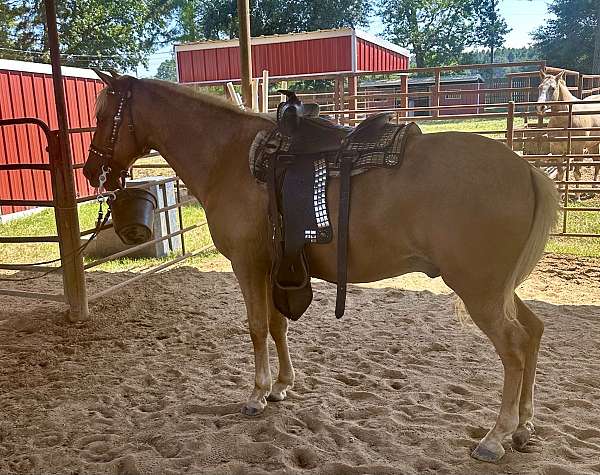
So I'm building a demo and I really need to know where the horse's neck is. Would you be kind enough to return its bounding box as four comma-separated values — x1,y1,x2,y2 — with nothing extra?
557,82,578,105
135,83,270,207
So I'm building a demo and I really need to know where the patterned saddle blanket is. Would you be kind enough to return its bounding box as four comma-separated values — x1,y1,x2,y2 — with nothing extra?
249,93,421,321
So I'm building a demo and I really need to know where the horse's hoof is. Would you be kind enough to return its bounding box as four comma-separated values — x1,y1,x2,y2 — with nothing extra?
471,442,505,463
241,400,266,417
267,382,290,402
512,422,535,450
267,390,286,402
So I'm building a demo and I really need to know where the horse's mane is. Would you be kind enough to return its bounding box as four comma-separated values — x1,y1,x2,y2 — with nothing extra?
142,79,264,117
95,77,269,120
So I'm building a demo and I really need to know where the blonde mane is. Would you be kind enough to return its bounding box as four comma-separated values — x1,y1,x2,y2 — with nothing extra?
142,79,268,118
94,78,270,122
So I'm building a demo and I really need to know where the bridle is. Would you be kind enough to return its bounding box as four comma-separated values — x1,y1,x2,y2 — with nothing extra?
88,86,145,189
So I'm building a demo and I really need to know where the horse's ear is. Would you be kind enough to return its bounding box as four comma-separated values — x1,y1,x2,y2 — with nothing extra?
555,70,566,82
92,68,115,88
539,69,548,80
109,69,120,78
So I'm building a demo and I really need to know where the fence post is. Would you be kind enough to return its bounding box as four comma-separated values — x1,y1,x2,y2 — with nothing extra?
432,68,441,118
348,74,358,121
506,101,515,150
400,74,408,118
45,0,88,322
261,70,269,113
562,102,573,233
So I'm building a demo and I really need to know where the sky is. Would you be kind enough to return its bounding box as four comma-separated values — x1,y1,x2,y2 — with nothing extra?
137,0,552,77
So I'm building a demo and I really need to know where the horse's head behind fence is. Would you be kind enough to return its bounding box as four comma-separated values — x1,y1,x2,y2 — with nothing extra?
536,70,566,115
83,70,150,190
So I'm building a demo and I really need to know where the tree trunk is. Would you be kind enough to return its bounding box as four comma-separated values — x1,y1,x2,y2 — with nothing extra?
594,0,600,74
414,48,425,68
490,45,495,64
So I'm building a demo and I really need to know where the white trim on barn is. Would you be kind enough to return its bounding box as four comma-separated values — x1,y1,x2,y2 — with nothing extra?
351,29,357,73
0,59,100,79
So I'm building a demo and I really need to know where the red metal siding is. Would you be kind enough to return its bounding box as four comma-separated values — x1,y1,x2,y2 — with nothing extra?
439,83,482,116
177,36,353,83
0,67,101,216
356,38,408,72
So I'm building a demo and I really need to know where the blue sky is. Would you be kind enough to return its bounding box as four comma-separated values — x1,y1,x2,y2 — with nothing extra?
138,0,551,77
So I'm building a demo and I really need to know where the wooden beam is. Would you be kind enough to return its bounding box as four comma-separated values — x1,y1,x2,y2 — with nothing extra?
237,0,252,107
45,0,89,322
0,288,65,302
261,70,269,113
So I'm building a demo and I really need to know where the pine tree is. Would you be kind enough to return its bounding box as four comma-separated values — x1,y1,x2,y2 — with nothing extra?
473,0,511,63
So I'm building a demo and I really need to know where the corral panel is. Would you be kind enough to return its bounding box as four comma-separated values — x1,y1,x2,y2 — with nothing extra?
0,62,102,216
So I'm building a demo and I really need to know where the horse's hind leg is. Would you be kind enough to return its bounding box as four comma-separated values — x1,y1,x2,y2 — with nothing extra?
465,296,529,463
267,300,295,402
512,296,544,450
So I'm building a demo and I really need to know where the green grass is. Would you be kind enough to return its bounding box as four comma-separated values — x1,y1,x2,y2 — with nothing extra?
547,196,600,257
418,117,526,137
0,201,215,272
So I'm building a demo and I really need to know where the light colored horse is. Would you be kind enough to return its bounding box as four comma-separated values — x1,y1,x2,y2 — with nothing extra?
536,71,600,195
83,73,558,463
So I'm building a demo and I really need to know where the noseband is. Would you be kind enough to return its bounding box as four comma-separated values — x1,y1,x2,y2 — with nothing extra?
89,87,141,185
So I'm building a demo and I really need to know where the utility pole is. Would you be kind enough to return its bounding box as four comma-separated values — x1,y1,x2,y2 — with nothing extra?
237,0,253,107
594,0,600,74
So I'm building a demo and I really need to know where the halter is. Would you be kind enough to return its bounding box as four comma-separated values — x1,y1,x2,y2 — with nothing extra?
89,86,141,186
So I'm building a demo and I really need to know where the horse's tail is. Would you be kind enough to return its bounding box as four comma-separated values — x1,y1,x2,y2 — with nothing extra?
502,165,558,320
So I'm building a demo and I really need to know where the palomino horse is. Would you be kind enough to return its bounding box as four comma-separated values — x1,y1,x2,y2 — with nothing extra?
536,70,600,195
83,72,558,463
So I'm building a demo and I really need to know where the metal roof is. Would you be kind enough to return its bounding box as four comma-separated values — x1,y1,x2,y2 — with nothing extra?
0,58,99,79
175,28,410,58
361,74,485,88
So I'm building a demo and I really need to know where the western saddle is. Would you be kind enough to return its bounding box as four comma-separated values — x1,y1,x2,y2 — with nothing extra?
250,90,421,321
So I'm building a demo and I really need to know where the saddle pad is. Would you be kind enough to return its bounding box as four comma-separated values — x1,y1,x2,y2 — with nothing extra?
250,118,421,183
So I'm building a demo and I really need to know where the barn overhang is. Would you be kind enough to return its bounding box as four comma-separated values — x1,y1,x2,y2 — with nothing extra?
174,28,410,85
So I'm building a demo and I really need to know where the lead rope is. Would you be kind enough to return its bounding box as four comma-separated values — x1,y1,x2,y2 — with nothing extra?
0,167,114,282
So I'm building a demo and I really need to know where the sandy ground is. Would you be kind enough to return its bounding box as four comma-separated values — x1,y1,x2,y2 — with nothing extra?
0,253,599,475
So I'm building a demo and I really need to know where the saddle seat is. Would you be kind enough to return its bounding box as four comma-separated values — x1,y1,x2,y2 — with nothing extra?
250,91,421,321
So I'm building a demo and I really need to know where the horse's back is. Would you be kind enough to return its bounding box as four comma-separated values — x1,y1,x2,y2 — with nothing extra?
307,131,536,289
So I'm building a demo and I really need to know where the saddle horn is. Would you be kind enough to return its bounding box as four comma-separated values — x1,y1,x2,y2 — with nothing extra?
277,89,305,135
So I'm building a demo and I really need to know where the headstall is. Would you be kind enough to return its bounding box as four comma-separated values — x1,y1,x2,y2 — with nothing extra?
89,87,138,190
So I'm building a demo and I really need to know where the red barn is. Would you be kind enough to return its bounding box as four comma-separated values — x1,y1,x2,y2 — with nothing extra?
175,28,410,84
0,59,101,219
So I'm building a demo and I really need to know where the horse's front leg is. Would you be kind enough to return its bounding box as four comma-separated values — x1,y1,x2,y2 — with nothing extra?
232,259,272,416
267,297,295,402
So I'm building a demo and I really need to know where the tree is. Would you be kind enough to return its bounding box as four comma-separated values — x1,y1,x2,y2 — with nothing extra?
532,0,597,73
460,46,539,65
174,0,372,42
155,58,177,81
377,0,476,68
473,0,510,63
0,0,180,70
